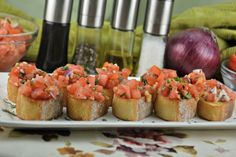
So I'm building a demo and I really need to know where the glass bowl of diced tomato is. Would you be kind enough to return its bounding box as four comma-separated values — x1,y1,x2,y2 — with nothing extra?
0,13,38,71
221,54,236,91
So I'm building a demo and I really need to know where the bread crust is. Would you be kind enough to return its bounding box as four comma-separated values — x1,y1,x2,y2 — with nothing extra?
112,95,152,121
7,78,18,103
16,93,62,120
67,94,108,121
103,89,113,107
154,94,197,121
60,87,68,107
197,98,235,121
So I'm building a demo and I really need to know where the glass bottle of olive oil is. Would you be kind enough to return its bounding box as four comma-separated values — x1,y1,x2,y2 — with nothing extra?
104,0,140,75
105,29,135,71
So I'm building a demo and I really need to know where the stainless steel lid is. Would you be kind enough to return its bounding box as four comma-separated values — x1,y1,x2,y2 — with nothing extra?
44,0,73,24
144,0,174,36
111,0,140,31
78,0,107,28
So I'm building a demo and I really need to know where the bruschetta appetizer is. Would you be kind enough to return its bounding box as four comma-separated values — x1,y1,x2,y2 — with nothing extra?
52,64,86,107
197,79,236,121
16,74,62,120
67,76,108,121
8,62,45,103
141,65,177,103
112,79,152,121
183,69,206,95
96,62,131,106
155,77,200,121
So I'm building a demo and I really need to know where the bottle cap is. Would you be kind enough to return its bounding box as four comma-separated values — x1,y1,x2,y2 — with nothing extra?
44,0,73,24
78,0,107,28
111,0,140,31
144,0,174,36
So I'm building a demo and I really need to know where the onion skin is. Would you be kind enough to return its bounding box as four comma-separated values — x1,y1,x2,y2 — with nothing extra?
164,28,220,79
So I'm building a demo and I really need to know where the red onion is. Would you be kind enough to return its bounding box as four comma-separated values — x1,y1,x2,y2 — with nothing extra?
164,28,220,79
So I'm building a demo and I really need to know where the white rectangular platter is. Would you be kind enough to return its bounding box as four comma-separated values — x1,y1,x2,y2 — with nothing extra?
0,72,236,129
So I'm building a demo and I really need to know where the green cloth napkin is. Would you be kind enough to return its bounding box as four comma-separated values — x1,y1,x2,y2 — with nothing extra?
170,2,236,61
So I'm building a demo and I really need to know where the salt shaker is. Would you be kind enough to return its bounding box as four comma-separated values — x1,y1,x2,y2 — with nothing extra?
105,0,140,72
36,0,73,72
137,0,174,76
72,0,106,74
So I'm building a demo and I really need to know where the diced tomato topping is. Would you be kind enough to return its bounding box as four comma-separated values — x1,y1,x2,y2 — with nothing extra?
96,62,131,89
205,93,217,102
52,64,86,86
161,87,170,97
114,79,150,99
206,79,217,88
19,74,59,100
148,65,161,75
8,62,41,86
67,77,105,102
162,69,177,78
228,54,236,72
97,74,108,87
131,89,141,99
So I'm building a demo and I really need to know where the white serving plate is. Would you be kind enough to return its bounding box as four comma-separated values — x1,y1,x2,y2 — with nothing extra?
0,72,236,129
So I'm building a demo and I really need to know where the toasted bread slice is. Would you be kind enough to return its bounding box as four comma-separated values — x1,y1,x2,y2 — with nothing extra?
60,87,68,107
197,99,235,121
112,95,152,121
16,93,62,120
7,78,18,103
67,94,108,121
155,94,197,121
103,89,113,107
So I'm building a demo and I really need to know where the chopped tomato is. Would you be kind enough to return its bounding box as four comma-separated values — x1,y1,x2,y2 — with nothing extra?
131,89,141,99
87,76,95,85
206,79,217,88
161,87,170,97
19,74,59,100
148,65,161,75
96,62,131,89
98,74,108,86
8,62,39,86
52,64,86,86
228,54,236,72
205,93,216,102
67,77,105,102
162,69,177,79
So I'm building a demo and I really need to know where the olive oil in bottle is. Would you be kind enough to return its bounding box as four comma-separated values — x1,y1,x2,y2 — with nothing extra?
104,0,140,75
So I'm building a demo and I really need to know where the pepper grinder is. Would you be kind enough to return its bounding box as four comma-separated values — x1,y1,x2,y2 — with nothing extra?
72,0,106,74
105,0,140,72
36,0,73,72
137,0,174,76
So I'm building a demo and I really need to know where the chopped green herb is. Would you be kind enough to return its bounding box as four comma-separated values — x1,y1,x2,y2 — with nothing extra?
30,80,34,85
174,77,182,82
167,79,171,83
21,80,26,84
62,66,69,70
181,92,192,99
19,71,25,78
95,79,99,85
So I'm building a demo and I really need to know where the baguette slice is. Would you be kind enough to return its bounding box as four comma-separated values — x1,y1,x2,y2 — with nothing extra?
16,93,62,120
155,94,197,121
103,89,113,107
60,87,68,107
112,95,152,121
197,98,235,121
67,94,108,121
7,78,18,103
